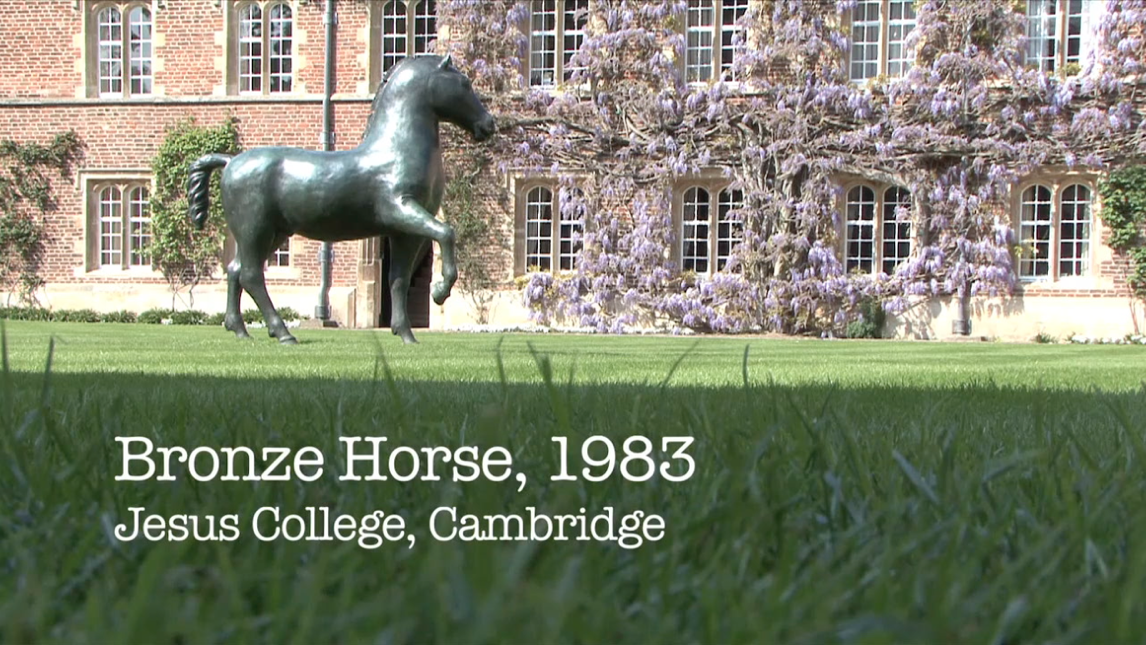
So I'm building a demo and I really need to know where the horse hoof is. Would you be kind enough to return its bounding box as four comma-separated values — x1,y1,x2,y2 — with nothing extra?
279,335,299,345
394,328,418,344
432,282,451,306
225,322,250,338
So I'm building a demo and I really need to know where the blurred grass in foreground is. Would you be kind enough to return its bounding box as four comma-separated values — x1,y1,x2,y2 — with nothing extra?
1,321,1145,644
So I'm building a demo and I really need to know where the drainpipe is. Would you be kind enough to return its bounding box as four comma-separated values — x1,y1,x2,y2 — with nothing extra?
315,0,336,322
952,282,971,336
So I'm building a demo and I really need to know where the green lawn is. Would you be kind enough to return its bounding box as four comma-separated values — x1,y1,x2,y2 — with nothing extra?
2,321,1146,644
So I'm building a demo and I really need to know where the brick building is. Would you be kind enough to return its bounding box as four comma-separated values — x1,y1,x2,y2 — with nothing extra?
0,0,1142,340
0,0,431,329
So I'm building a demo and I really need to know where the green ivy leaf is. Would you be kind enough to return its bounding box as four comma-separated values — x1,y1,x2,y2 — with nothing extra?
148,116,242,298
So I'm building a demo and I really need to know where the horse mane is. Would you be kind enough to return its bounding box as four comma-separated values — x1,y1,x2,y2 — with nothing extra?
362,56,447,141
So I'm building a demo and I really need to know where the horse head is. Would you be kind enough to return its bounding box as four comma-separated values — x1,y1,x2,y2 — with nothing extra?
372,55,496,143
427,55,496,142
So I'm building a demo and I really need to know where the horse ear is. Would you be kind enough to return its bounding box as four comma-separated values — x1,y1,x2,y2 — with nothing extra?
439,55,452,70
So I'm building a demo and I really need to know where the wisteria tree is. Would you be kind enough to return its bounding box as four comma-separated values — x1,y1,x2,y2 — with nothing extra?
436,0,1146,335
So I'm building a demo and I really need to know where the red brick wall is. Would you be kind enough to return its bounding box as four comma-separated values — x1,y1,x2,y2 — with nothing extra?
0,100,376,289
0,1,373,99
0,0,78,98
0,1,383,293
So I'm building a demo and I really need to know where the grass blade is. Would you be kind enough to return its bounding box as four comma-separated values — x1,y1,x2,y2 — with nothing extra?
892,449,939,505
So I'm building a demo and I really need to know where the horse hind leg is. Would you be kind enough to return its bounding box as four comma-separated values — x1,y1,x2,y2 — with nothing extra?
224,258,251,339
386,234,429,344
237,236,297,345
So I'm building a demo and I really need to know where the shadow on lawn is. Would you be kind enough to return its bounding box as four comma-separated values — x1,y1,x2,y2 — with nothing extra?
1,365,1140,454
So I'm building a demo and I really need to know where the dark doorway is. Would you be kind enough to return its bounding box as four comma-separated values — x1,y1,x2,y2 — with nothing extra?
379,237,433,329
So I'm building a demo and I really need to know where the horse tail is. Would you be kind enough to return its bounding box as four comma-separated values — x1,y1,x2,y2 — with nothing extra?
187,153,233,230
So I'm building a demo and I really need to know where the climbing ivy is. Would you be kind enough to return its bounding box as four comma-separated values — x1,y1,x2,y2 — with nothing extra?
0,131,85,305
441,148,507,323
1098,166,1146,302
149,116,241,307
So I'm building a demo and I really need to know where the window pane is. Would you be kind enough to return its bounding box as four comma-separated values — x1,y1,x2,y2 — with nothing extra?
526,187,554,271
1058,184,1091,277
682,187,710,273
99,186,123,267
1065,0,1083,64
381,1,409,74
269,4,293,92
1019,185,1053,278
716,188,743,271
98,8,123,95
846,185,875,273
881,187,912,274
562,0,589,82
269,238,291,267
530,0,558,87
686,0,715,83
239,4,263,92
128,7,153,95
128,186,151,267
1025,0,1057,73
719,0,749,79
557,187,584,270
850,0,880,81
412,0,437,56
886,0,916,78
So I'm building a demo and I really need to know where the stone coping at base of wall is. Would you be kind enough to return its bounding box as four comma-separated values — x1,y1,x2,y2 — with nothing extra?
442,325,1146,345
155,319,303,329
444,324,695,336
1068,334,1146,345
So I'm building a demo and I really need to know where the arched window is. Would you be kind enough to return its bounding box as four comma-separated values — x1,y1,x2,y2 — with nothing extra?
97,7,124,95
520,185,585,272
381,1,408,75
238,2,293,94
1018,182,1094,280
676,184,744,273
682,187,711,273
845,185,876,273
96,4,153,97
379,0,437,76
97,183,152,269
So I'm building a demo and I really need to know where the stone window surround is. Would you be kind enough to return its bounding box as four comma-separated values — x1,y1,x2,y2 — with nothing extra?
75,0,166,99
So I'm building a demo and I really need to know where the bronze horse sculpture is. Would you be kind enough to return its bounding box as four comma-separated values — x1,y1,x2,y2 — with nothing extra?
186,55,495,344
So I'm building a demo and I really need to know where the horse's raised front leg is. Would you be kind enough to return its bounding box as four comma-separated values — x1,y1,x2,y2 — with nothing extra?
224,259,251,339
382,197,458,306
237,243,297,345
386,234,429,344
